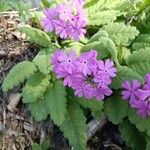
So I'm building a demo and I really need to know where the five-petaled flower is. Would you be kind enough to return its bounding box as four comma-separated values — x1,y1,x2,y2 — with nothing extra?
52,49,117,101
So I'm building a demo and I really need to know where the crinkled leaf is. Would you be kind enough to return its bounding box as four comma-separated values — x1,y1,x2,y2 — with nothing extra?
85,0,106,15
60,99,87,150
28,99,48,122
111,66,144,89
88,10,117,26
103,22,139,46
31,143,42,150
104,95,129,124
19,25,52,47
132,34,150,50
119,119,146,150
33,50,51,75
127,48,150,76
77,97,104,119
22,72,50,103
128,108,150,137
81,37,117,60
88,30,109,43
146,137,150,150
45,81,67,126
2,61,37,92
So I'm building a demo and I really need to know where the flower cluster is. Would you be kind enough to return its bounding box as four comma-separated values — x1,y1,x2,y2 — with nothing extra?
122,74,150,118
51,50,117,100
41,0,87,41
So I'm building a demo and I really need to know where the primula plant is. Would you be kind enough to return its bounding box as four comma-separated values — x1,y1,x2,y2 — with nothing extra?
2,0,150,149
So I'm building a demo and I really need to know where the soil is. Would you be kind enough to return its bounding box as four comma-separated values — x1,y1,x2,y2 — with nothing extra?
0,13,127,150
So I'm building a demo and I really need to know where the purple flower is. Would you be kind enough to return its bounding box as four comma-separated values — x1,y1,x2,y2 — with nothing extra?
121,80,141,103
56,3,73,21
51,49,116,100
55,20,71,39
51,50,65,73
74,83,94,99
41,8,57,32
57,50,76,74
138,89,150,101
94,72,111,87
41,1,87,40
77,51,97,75
136,101,150,118
64,72,84,87
97,59,117,78
94,85,112,100
70,20,86,41
71,0,85,7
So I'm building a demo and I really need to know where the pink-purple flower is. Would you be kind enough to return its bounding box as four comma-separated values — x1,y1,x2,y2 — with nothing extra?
41,8,57,32
41,0,87,41
52,49,117,101
121,74,150,118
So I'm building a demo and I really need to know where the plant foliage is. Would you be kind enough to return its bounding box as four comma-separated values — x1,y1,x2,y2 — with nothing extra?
2,0,150,149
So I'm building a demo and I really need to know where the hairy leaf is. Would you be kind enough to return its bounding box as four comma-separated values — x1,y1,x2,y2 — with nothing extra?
22,72,50,103
88,30,109,43
33,50,51,75
28,99,48,122
19,25,51,47
81,37,117,60
132,34,150,50
104,95,129,124
45,81,67,126
119,119,146,150
85,0,106,15
111,66,144,89
60,99,87,150
88,10,117,26
146,137,150,150
2,61,37,92
77,97,104,119
127,48,150,76
31,143,42,150
103,22,139,46
128,108,150,137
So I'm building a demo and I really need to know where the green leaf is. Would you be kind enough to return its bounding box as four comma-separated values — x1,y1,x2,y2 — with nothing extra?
45,81,67,126
128,108,150,137
88,10,117,26
0,0,11,11
33,50,51,75
41,0,51,7
103,22,139,46
104,95,129,124
41,139,51,150
119,119,146,150
132,34,150,50
146,137,150,150
28,99,48,122
60,99,87,150
88,30,109,43
22,72,50,103
113,0,135,17
66,41,84,54
76,97,103,119
81,37,117,60
85,0,106,15
127,48,150,76
19,25,51,47
111,66,144,89
31,143,42,150
2,61,37,92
